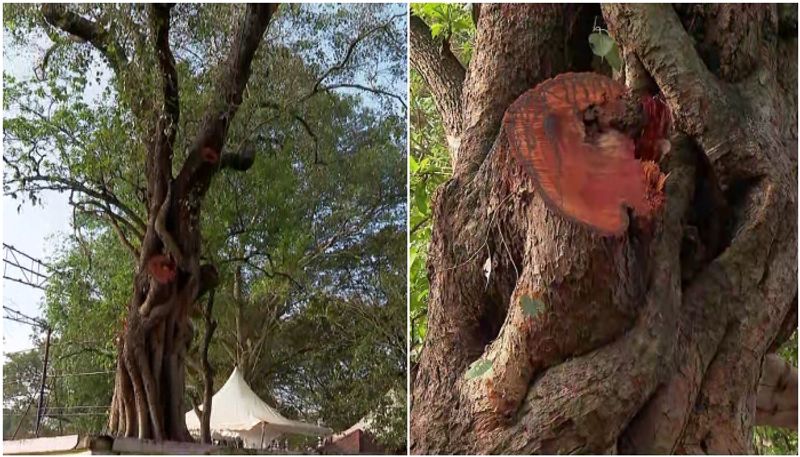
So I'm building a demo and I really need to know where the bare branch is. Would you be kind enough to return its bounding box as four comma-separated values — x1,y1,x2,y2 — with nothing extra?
260,101,324,164
314,83,407,110
76,198,145,242
106,212,141,260
311,12,405,94
7,173,147,234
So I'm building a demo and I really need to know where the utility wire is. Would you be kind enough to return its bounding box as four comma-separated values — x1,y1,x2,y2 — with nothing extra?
4,370,114,387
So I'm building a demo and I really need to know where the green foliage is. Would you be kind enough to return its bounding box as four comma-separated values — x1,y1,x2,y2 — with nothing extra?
3,347,48,439
4,3,406,446
409,72,450,361
588,28,622,74
464,358,492,380
410,3,475,63
520,295,544,318
755,424,798,455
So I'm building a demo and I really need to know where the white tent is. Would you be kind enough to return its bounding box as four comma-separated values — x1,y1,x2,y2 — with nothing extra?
185,367,332,449
332,389,403,442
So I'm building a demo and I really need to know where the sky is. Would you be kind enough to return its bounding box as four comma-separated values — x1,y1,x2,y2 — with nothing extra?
3,34,74,355
2,5,408,356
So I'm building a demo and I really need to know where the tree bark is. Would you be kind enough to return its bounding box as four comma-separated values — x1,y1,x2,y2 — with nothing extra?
411,3,796,454
409,14,465,157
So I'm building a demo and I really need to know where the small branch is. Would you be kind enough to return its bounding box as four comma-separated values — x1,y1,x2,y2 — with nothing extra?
6,174,147,235
311,12,405,94
314,83,407,110
74,197,145,242
106,212,141,260
260,101,324,164
410,215,430,235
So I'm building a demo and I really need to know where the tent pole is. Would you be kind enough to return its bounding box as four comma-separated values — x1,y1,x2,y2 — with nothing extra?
260,423,265,449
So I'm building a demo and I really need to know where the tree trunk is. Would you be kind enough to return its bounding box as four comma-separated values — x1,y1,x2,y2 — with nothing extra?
411,4,796,454
104,5,276,442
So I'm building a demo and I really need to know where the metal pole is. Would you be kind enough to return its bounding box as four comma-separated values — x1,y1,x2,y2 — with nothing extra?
35,327,52,437
11,399,35,439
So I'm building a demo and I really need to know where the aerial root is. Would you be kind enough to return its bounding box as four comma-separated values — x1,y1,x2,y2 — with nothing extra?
123,354,150,440
154,185,186,270
136,347,164,441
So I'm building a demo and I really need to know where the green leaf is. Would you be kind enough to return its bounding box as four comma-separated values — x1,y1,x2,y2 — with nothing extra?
588,32,615,57
430,22,444,38
605,43,622,73
409,154,419,173
465,358,493,380
520,295,543,317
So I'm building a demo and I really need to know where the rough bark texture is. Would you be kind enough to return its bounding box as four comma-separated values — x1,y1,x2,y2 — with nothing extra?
409,15,465,157
411,4,796,454
44,4,277,442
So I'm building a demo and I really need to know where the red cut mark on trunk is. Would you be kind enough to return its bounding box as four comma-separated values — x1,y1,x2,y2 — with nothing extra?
503,72,665,235
148,254,176,284
201,147,219,164
637,95,672,162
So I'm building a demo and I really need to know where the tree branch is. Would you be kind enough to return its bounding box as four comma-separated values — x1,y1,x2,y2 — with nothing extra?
260,101,324,164
150,4,180,159
41,4,128,74
106,212,141,260
314,83,407,110
602,4,749,183
175,4,277,200
410,14,465,157
7,173,147,234
311,12,405,94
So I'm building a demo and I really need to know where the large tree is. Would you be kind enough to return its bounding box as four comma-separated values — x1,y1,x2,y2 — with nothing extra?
410,3,797,454
5,3,406,444
39,3,275,441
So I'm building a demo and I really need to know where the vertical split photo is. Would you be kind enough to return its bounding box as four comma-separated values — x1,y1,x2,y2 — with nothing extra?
3,3,406,454
2,2,799,456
